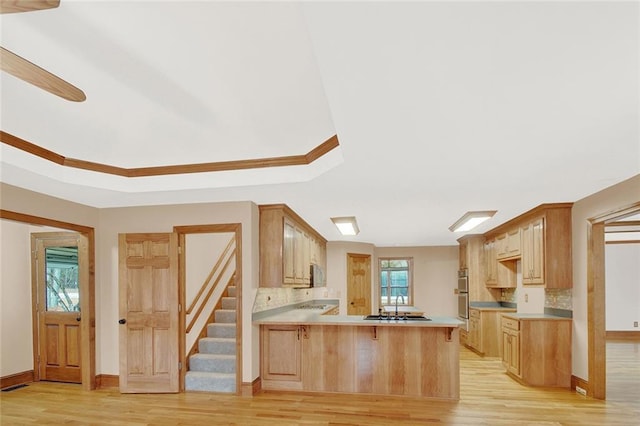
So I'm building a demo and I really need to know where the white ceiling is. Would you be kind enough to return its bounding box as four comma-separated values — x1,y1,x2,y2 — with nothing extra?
1,1,639,246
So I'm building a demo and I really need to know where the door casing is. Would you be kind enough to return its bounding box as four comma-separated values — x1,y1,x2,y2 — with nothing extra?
1,209,96,390
32,232,87,383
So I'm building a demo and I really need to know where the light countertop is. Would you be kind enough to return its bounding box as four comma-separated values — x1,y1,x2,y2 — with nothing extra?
253,309,462,328
501,313,572,321
469,306,517,312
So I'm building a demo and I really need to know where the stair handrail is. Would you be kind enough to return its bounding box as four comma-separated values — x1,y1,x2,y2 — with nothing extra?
186,248,235,333
186,236,235,315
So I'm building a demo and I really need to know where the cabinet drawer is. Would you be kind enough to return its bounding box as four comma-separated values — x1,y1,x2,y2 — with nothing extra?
502,316,520,331
469,309,480,319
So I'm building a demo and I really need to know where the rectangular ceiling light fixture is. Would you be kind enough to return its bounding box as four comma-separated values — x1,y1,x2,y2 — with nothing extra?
449,210,497,233
331,216,360,236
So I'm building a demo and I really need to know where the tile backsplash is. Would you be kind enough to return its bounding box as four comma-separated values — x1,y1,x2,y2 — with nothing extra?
252,286,340,313
545,288,572,310
500,287,572,310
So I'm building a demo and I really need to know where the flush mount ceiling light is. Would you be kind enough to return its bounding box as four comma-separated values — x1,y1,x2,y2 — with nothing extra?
331,216,360,236
449,210,497,233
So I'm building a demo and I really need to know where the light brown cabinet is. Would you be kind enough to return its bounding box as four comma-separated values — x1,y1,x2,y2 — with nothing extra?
484,239,498,286
521,217,544,285
259,204,327,288
466,308,514,357
459,239,468,270
261,325,303,388
496,228,521,260
484,204,572,289
261,324,460,399
501,316,520,377
457,235,496,302
501,315,572,387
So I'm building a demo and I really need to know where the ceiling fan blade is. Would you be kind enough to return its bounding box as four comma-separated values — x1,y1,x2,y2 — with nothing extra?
0,0,60,14
0,46,86,102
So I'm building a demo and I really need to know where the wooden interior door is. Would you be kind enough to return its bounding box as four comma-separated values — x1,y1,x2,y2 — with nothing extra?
32,233,84,383
346,253,371,315
119,233,179,393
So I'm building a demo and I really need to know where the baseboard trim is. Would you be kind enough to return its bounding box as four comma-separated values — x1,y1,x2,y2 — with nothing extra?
1,370,34,390
606,330,640,341
96,374,119,389
241,377,261,397
571,375,589,395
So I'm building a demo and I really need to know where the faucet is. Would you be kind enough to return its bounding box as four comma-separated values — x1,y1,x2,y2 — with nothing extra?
395,294,405,318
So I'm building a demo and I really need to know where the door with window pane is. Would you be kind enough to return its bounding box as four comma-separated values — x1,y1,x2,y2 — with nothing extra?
32,233,83,383
380,258,411,306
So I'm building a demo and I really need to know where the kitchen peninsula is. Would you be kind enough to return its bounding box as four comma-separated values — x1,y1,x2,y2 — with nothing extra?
254,306,462,400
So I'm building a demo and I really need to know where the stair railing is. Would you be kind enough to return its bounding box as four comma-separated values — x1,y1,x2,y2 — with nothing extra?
185,235,236,356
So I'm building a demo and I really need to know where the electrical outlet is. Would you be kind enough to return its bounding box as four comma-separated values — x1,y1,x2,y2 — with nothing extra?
634,321,638,328
525,293,529,303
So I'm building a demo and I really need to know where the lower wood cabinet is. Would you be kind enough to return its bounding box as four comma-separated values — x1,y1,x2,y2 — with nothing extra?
261,324,460,399
466,308,515,358
501,317,520,377
261,325,303,389
501,315,571,387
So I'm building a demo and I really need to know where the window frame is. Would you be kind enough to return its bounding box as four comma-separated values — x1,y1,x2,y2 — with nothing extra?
378,257,414,307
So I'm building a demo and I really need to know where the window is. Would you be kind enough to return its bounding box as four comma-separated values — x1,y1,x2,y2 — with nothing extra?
379,258,412,306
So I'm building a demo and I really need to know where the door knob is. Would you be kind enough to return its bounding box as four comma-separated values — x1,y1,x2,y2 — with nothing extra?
76,315,81,322
118,318,127,324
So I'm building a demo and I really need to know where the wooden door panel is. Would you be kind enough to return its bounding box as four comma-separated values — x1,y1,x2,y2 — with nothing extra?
346,253,371,315
119,233,179,393
41,314,81,382
33,234,83,384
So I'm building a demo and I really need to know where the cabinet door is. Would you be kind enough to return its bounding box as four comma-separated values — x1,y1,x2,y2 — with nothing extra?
502,329,511,368
459,241,468,270
505,228,521,257
509,331,520,377
468,314,480,351
484,239,498,286
292,228,311,284
495,234,507,259
262,325,302,382
301,232,311,284
522,218,544,285
283,220,296,284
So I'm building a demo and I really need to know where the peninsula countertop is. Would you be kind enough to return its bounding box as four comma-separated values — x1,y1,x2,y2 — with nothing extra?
253,308,462,328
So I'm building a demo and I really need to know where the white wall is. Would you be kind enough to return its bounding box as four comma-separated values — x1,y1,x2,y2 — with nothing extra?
605,243,640,331
572,173,640,380
0,220,34,376
374,246,458,317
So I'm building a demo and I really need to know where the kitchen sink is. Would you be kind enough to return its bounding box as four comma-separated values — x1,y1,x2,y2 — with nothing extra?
363,315,431,321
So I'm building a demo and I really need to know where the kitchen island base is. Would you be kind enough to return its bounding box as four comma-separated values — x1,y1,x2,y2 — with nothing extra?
261,324,459,400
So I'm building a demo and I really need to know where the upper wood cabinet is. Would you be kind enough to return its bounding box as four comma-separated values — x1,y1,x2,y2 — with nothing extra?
457,235,497,301
485,203,572,289
459,239,469,270
483,239,498,286
259,204,327,288
496,228,521,260
521,217,544,285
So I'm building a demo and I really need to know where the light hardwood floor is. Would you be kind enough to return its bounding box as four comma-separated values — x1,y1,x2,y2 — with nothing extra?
1,343,638,425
